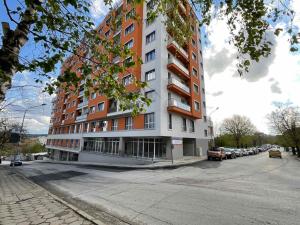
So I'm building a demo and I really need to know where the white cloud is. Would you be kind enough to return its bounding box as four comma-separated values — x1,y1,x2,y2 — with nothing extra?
90,0,119,20
204,17,300,134
291,0,300,28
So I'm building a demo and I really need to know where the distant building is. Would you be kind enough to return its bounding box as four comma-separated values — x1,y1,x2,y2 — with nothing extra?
46,0,211,162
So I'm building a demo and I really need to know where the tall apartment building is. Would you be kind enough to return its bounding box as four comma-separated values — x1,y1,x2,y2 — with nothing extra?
46,0,211,162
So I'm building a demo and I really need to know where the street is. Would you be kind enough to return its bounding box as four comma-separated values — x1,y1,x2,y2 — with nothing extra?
10,152,300,225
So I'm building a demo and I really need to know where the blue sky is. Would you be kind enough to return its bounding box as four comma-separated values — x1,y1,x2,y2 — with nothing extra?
1,0,300,134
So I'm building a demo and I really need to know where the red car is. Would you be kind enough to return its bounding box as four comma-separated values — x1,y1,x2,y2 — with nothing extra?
207,147,226,161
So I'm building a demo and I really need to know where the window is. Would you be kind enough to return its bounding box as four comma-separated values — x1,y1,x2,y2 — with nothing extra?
106,17,111,26
145,49,155,62
192,39,196,46
125,39,134,49
192,68,198,77
111,119,118,131
125,24,134,35
98,102,104,111
204,129,208,137
182,118,187,131
125,117,133,130
105,30,110,37
123,74,133,86
146,31,155,44
144,113,155,129
203,101,206,108
124,56,133,67
189,120,195,132
191,25,195,32
202,88,205,94
201,75,204,80
194,101,200,111
91,92,96,99
204,115,207,122
126,8,135,20
193,84,199,94
145,90,155,101
145,69,155,81
192,52,197,61
147,0,155,11
168,113,172,129
89,106,95,114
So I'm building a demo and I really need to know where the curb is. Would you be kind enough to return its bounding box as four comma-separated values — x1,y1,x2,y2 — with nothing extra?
11,168,106,225
38,158,205,170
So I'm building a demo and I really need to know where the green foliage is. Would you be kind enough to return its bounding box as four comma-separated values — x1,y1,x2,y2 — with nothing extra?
23,142,45,154
1,0,299,111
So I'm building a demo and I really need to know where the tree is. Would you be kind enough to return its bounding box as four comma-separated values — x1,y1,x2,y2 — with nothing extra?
0,118,23,155
267,103,300,157
1,0,299,107
221,115,256,148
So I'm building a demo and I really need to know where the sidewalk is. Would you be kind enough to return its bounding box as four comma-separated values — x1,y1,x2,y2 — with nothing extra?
0,166,99,225
40,156,205,170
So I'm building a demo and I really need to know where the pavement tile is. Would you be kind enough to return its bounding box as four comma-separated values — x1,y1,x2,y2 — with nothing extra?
0,167,93,225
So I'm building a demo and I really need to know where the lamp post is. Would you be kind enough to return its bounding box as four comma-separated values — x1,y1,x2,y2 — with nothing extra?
14,103,46,163
208,107,219,149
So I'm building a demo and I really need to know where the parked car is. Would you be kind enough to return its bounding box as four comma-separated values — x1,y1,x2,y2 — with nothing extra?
247,149,254,155
241,149,249,156
10,159,23,166
224,148,236,159
269,149,282,158
233,149,243,157
252,148,259,154
207,147,226,161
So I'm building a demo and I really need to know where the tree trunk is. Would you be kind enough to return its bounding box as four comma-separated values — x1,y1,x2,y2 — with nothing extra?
0,1,41,101
296,146,300,158
291,147,296,155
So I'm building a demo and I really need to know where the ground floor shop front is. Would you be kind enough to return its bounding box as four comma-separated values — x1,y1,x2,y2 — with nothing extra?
47,136,209,163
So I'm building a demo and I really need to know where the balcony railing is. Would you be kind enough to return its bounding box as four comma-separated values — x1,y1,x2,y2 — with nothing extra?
75,114,87,122
168,78,190,93
168,39,188,58
168,56,189,75
168,98,191,112
77,100,88,109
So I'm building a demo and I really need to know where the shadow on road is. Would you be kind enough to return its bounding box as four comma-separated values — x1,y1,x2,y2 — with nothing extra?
190,160,222,169
29,170,87,183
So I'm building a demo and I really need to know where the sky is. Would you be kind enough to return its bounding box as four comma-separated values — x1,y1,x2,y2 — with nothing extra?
0,0,300,135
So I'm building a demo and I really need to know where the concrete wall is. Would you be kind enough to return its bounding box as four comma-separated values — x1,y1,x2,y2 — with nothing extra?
196,138,209,157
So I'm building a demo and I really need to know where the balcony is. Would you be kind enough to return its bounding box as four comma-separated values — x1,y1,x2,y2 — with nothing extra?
112,56,120,64
167,56,190,79
167,39,188,63
107,101,132,117
168,78,190,97
77,100,88,109
75,114,87,122
80,79,85,86
78,90,84,97
178,1,186,14
168,98,192,116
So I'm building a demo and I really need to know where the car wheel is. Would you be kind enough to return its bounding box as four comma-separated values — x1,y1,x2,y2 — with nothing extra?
219,157,223,161
269,155,271,158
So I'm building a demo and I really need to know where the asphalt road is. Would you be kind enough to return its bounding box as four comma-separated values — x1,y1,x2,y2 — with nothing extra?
10,151,300,225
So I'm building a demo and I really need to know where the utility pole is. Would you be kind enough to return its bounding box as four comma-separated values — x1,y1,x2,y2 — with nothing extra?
13,103,46,165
